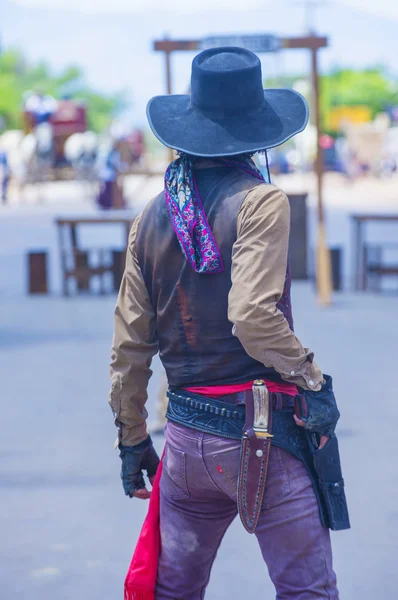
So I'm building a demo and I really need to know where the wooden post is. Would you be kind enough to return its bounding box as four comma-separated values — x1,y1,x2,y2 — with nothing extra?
165,46,175,164
352,217,362,291
57,222,68,297
311,46,332,305
75,250,91,291
165,50,172,96
28,252,48,294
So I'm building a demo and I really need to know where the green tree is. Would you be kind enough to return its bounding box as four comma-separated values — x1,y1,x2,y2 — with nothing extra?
265,67,398,134
0,48,125,132
321,67,398,133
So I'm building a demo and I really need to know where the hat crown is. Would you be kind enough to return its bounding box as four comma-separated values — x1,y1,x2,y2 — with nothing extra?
191,47,265,117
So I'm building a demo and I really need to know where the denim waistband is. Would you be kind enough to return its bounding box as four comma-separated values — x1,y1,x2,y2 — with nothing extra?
166,389,296,440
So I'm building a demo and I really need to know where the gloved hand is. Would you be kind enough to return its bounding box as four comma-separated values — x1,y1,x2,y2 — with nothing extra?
294,375,340,446
119,435,160,499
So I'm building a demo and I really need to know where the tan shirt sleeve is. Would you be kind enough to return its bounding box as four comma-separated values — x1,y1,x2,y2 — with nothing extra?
228,183,323,391
109,215,158,446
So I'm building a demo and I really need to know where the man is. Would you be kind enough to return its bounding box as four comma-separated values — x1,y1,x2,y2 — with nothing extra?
0,149,9,204
96,137,126,210
24,89,57,127
110,47,349,599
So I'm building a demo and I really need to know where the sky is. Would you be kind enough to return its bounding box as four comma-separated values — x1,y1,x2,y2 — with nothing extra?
8,0,398,20
2,0,398,126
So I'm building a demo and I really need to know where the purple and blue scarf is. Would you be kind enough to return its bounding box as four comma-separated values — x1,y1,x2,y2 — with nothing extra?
164,154,265,274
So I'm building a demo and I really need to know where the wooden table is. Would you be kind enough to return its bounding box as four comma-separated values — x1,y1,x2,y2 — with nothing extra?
351,214,398,290
55,216,136,296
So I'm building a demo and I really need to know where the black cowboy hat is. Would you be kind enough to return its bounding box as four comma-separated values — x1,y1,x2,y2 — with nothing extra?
147,46,309,158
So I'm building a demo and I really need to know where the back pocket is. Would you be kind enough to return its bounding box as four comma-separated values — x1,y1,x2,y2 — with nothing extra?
209,443,241,498
162,444,190,500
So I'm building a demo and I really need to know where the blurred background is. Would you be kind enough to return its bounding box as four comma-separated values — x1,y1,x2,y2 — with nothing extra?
0,1,397,599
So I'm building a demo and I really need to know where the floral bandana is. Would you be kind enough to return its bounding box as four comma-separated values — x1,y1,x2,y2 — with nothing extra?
164,154,265,274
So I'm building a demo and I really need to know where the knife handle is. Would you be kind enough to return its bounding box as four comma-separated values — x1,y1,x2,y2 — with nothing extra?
252,379,270,431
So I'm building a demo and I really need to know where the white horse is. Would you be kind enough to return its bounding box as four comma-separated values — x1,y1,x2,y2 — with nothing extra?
64,131,99,199
64,131,98,181
0,125,54,202
3,122,54,189
0,127,99,202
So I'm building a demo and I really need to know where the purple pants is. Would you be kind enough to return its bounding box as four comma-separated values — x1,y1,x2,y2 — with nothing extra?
156,421,338,599
97,180,113,210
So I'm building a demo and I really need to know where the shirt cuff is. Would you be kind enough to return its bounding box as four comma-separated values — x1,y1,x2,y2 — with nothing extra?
113,422,148,449
263,348,324,391
109,384,148,447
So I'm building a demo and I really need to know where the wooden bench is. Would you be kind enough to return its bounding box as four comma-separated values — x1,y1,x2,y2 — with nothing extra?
363,243,398,292
55,216,136,296
351,214,398,291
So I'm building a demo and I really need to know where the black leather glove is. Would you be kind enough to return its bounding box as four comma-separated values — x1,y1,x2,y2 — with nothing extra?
295,374,340,438
119,435,160,498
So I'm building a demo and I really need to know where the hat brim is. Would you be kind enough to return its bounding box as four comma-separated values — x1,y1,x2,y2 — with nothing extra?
146,89,309,157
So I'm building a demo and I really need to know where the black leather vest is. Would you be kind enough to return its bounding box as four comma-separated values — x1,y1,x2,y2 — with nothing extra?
135,166,293,388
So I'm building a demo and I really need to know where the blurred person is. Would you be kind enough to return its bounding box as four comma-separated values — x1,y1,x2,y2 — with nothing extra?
112,139,128,208
96,139,126,210
128,129,145,163
110,47,349,600
24,89,57,127
0,149,10,203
